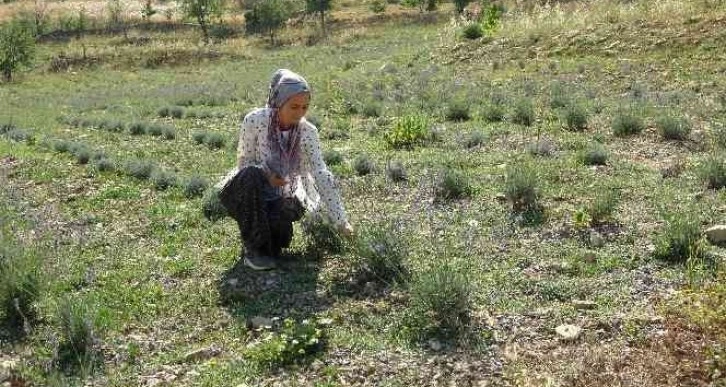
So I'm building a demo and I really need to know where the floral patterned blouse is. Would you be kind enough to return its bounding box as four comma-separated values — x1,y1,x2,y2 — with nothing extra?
236,107,348,227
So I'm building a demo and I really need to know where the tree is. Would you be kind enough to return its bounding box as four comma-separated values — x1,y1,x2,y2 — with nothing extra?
402,0,437,12
453,0,470,15
0,20,36,82
244,0,290,45
305,0,331,36
181,0,225,43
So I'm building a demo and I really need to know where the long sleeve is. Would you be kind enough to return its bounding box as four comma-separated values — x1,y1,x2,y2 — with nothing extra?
237,110,264,169
299,124,348,226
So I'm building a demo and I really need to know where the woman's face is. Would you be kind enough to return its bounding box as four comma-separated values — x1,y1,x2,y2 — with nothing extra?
278,92,310,127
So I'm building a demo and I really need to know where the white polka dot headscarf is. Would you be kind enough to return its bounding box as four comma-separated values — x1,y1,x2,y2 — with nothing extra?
266,69,311,109
265,69,310,179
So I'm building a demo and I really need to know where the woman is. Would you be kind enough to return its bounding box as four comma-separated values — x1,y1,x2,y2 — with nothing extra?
218,69,354,271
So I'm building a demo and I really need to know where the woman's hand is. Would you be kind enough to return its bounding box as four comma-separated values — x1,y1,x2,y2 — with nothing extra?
267,172,287,187
338,221,354,238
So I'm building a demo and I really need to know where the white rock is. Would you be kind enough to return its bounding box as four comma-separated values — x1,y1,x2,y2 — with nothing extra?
555,324,582,340
705,225,726,245
380,63,397,73
572,300,597,310
248,316,273,329
428,339,443,351
183,346,221,362
589,232,605,248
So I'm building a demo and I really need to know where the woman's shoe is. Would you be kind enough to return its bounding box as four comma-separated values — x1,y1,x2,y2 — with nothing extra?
243,254,277,271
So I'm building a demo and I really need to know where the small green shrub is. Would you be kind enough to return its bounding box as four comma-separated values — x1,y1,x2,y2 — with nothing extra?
549,83,570,109
170,106,185,119
94,158,115,172
323,118,351,140
146,125,163,137
129,122,147,135
653,213,703,263
461,23,483,40
435,167,471,201
244,318,325,370
657,115,691,141
354,223,408,284
0,241,40,335
56,298,103,373
151,169,177,190
73,147,92,164
712,122,726,149
162,126,175,140
124,159,155,180
700,154,726,190
202,188,227,221
563,104,589,131
0,122,16,134
5,128,33,143
204,132,226,150
526,138,556,157
157,106,171,118
323,150,343,166
386,160,407,182
445,101,471,122
483,104,505,122
183,176,208,198
302,216,346,255
463,131,486,149
384,115,429,149
612,112,644,137
504,164,539,212
104,120,125,132
209,23,237,41
370,0,386,13
402,262,472,342
579,143,608,166
192,131,207,144
353,154,375,176
587,190,619,225
511,98,535,127
361,101,382,118
53,140,72,153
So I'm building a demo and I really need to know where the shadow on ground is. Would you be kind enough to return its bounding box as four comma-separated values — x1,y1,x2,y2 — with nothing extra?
216,248,331,322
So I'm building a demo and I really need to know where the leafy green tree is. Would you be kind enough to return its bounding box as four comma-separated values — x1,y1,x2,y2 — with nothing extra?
453,0,470,14
305,0,332,35
0,20,36,82
245,0,290,45
181,0,225,43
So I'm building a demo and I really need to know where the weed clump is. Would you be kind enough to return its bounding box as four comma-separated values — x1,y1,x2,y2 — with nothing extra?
353,223,408,285
657,115,691,141
612,112,644,137
579,143,608,166
402,262,472,342
384,115,430,149
386,160,407,182
653,213,703,263
353,154,375,176
183,176,208,198
435,167,472,201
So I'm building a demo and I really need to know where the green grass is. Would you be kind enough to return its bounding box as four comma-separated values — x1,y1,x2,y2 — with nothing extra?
1,2,725,385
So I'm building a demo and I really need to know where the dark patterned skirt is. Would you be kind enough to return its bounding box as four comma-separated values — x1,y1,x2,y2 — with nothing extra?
218,166,304,257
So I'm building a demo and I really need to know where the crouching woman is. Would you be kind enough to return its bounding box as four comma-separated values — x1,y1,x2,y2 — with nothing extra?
218,69,353,271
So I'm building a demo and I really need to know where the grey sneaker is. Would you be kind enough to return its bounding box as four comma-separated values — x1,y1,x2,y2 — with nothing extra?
243,254,277,271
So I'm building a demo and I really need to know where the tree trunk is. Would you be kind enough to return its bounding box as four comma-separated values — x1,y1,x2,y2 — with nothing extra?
320,10,325,36
199,15,209,44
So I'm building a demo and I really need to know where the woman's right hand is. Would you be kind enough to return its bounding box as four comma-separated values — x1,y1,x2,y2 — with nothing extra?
267,173,287,187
